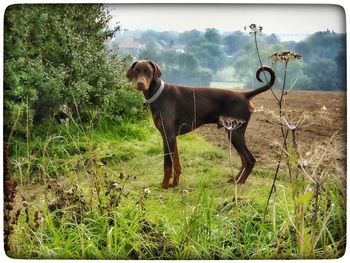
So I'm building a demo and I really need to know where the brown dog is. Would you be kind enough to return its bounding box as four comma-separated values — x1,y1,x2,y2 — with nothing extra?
127,60,275,188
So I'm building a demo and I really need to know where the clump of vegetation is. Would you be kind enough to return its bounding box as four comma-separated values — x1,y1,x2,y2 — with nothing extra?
249,25,345,258
4,4,144,140
4,143,19,253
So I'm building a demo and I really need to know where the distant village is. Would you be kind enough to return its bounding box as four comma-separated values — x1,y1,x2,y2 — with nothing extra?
111,33,186,58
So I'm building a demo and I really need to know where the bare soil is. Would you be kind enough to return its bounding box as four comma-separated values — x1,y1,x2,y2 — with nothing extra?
196,90,346,171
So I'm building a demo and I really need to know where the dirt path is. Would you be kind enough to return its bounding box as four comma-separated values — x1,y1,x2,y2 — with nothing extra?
196,90,346,171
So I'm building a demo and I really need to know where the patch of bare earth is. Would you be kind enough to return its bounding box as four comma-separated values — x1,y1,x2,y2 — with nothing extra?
196,90,346,172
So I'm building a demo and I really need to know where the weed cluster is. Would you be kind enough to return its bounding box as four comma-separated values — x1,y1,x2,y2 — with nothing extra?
4,143,19,253
5,111,346,259
250,24,346,258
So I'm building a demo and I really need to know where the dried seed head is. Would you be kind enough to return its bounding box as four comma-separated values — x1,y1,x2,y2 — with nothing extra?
247,24,263,34
268,51,302,64
219,116,246,131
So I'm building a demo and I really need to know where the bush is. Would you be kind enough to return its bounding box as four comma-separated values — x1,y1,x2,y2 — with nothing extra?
4,4,144,139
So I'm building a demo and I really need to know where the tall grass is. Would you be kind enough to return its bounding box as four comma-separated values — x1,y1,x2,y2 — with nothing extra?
5,110,345,259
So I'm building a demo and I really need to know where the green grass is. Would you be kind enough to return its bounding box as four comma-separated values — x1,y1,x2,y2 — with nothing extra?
6,117,346,259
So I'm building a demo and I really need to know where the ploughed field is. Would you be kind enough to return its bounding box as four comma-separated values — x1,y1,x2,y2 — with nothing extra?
196,90,346,171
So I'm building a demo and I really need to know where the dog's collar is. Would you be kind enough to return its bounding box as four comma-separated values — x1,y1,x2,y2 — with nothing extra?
144,80,165,104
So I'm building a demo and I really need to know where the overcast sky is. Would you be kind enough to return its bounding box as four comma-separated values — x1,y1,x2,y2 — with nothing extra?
107,4,345,41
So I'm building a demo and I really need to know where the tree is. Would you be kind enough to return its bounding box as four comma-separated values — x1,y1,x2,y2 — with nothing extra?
265,33,280,45
204,28,221,44
223,31,248,55
179,29,205,46
294,41,312,63
4,4,141,138
304,58,338,91
138,48,212,86
190,43,227,72
335,49,346,90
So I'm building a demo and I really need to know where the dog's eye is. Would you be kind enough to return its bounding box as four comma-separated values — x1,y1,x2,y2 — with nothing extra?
134,69,140,74
146,70,152,76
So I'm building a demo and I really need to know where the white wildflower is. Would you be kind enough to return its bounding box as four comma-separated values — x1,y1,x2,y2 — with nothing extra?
59,104,71,115
299,160,309,168
112,182,122,191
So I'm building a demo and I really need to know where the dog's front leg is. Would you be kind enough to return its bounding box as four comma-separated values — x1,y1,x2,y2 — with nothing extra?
170,138,182,188
161,134,175,189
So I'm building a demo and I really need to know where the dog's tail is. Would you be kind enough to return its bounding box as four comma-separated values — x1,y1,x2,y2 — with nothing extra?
244,66,275,99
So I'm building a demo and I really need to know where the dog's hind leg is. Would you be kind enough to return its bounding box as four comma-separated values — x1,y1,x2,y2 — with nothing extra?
228,124,256,184
227,152,246,184
161,133,176,189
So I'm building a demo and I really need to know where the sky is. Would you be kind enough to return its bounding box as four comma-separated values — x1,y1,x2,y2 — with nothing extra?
107,4,345,42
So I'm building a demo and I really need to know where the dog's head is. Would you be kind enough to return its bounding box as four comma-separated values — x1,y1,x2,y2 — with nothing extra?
126,60,162,91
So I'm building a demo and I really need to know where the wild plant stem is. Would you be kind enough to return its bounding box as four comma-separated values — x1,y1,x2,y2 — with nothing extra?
228,130,235,180
253,32,278,101
281,61,289,99
7,105,23,144
279,61,289,150
311,183,320,256
26,95,30,184
263,128,289,219
265,60,292,216
272,188,277,239
227,129,242,253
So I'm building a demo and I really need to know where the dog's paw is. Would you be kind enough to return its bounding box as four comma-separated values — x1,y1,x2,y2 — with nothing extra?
227,177,246,184
169,183,178,188
161,183,169,189
226,177,235,184
236,177,246,184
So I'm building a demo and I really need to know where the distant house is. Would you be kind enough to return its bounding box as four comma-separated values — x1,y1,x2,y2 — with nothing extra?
156,40,185,53
119,39,145,56
162,43,185,53
171,44,185,53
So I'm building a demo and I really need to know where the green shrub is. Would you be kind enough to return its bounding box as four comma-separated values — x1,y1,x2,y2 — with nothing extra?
4,4,144,139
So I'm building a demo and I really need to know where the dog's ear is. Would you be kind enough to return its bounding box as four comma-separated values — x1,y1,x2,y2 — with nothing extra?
126,61,137,81
148,60,162,80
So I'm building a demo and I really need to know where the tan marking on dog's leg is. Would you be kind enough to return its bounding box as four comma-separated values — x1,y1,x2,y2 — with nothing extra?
170,140,182,188
162,166,172,189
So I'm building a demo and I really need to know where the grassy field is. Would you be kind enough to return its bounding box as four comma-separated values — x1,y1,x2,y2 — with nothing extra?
5,117,346,259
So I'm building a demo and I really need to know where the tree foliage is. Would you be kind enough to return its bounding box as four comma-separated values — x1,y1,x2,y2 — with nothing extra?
117,28,346,91
204,28,221,44
4,4,143,138
139,49,212,86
